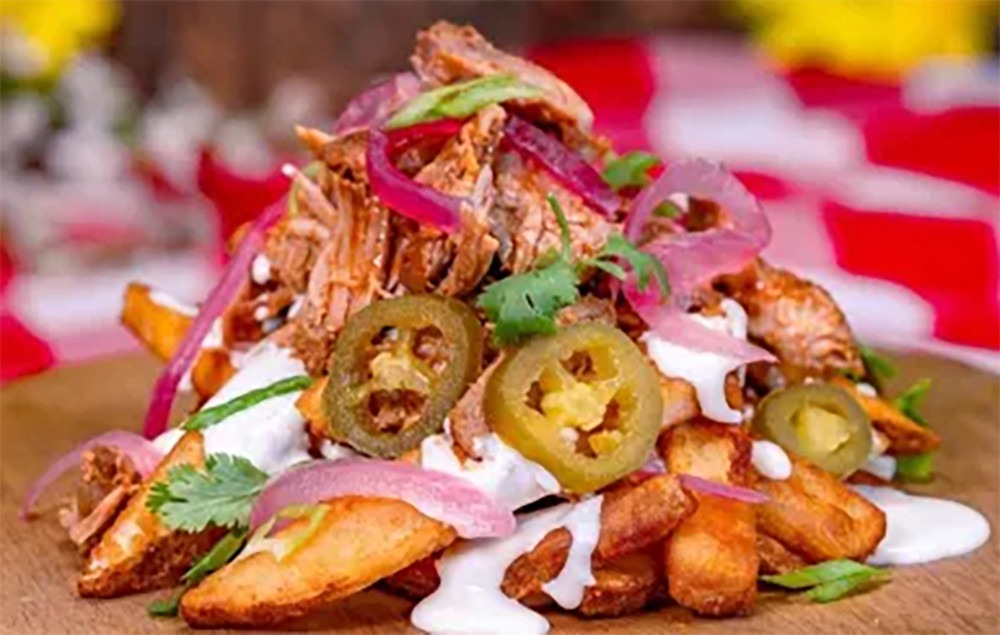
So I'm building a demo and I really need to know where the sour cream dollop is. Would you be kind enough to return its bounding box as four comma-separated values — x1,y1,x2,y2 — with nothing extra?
643,299,749,423
853,485,991,565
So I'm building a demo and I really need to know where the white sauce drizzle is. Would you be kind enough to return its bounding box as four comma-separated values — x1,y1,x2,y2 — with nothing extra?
411,497,604,635
853,485,991,565
148,290,198,317
420,433,561,512
253,304,269,321
251,254,272,285
861,454,897,481
318,439,358,461
642,299,749,424
751,440,792,480
287,295,305,319
153,343,311,474
856,382,878,397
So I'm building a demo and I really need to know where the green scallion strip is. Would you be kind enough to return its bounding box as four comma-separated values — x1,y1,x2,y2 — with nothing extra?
762,559,889,603
148,530,246,617
385,75,541,130
183,375,313,432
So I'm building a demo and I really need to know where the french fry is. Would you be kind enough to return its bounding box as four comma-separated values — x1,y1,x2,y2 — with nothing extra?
832,377,941,455
578,551,663,617
295,375,328,443
120,282,193,362
754,454,886,563
502,473,694,600
180,497,457,628
78,431,223,598
659,421,759,617
756,532,807,576
120,281,236,403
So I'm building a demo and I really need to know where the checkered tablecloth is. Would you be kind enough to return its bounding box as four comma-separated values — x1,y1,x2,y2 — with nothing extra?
2,35,997,382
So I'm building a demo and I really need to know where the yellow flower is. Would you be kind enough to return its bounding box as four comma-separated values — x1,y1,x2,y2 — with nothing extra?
736,0,995,79
0,0,119,78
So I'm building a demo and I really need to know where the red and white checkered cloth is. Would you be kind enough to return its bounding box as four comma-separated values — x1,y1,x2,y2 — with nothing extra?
2,35,997,382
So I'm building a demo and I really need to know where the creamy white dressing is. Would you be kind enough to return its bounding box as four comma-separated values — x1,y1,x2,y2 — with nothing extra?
751,440,792,480
148,290,198,317
251,254,272,285
856,382,878,397
153,343,311,474
288,295,305,319
411,497,604,635
642,299,749,424
861,454,897,481
420,433,561,512
253,304,269,321
853,485,990,565
318,439,358,461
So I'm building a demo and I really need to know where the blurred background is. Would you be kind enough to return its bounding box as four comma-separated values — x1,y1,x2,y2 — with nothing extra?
1,0,997,382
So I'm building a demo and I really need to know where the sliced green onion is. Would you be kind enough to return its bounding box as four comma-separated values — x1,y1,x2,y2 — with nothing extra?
762,559,889,603
148,530,246,617
893,378,934,481
893,377,931,425
243,503,330,564
896,452,934,482
385,75,541,130
859,344,897,383
601,151,660,191
183,375,313,432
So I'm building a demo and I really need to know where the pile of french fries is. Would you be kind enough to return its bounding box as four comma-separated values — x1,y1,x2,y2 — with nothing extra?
48,282,939,629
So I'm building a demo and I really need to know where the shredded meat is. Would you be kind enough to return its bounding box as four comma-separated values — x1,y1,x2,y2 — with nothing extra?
412,21,595,139
492,152,616,273
388,105,505,297
59,447,141,554
556,295,617,327
717,260,863,380
293,172,392,374
447,358,500,459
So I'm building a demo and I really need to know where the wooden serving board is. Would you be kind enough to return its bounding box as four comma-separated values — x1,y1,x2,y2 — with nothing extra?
2,353,998,634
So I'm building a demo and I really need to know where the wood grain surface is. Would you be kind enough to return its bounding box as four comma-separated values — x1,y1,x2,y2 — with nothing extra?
2,353,998,634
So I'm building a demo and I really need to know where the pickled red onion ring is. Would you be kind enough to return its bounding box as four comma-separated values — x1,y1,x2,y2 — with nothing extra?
385,117,465,155
141,200,288,439
333,72,421,135
249,459,516,539
502,115,619,217
679,474,770,504
21,431,162,520
368,129,464,233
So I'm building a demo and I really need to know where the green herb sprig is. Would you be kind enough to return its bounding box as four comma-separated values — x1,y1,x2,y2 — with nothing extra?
477,194,668,345
147,454,268,532
601,151,660,191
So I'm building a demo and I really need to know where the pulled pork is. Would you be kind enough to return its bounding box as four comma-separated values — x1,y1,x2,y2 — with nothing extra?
59,447,141,554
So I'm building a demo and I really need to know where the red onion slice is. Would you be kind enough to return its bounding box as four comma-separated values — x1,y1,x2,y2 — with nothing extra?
679,474,770,504
368,129,464,233
20,431,163,520
385,117,465,155
625,159,771,304
249,459,516,539
502,115,619,217
332,72,421,135
636,305,776,364
141,199,288,439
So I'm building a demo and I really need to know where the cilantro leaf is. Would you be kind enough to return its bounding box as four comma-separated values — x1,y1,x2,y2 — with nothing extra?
183,375,312,431
478,259,579,346
148,531,246,617
859,344,897,383
592,233,670,297
386,75,541,129
653,200,682,219
893,377,931,426
762,559,889,603
601,151,660,191
147,454,268,532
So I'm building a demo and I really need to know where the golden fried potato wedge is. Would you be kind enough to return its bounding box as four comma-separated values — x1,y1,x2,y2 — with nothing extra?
832,377,941,455
756,532,807,576
578,551,662,617
502,473,694,600
296,374,328,443
190,347,236,404
754,455,886,563
121,282,193,361
180,497,457,628
660,422,758,617
78,431,222,597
